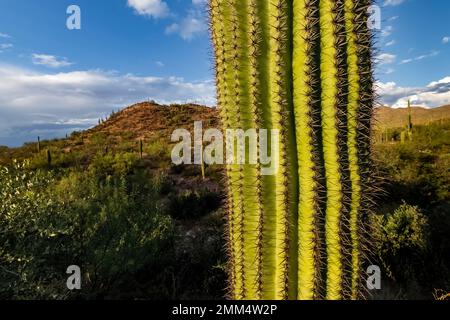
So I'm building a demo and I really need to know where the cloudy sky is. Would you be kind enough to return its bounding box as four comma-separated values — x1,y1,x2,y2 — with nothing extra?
0,0,449,146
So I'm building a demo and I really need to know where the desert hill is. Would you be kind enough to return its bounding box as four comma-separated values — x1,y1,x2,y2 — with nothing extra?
90,102,218,141
89,102,450,140
374,105,450,129
1,102,450,162
0,102,219,166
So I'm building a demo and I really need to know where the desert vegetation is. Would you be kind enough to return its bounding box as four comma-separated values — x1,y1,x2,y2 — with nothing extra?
0,102,449,300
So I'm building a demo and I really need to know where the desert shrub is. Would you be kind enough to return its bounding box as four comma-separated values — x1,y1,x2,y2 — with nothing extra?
89,152,138,177
169,210,227,299
377,203,428,254
146,139,170,161
120,131,135,140
374,203,429,296
375,122,450,205
373,120,450,298
0,161,176,299
90,132,107,146
116,141,136,153
54,171,175,298
0,162,73,298
427,202,450,292
166,189,222,220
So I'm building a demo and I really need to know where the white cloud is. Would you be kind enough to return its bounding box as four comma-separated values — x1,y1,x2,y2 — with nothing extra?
376,53,396,65
155,61,164,67
165,11,207,40
385,40,396,47
383,0,405,6
32,54,74,68
400,58,413,64
400,50,439,64
127,0,169,18
388,16,399,21
192,0,207,5
0,64,215,146
164,1,207,41
165,23,179,34
381,26,394,38
0,43,13,49
427,76,450,87
377,76,450,108
0,32,11,38
443,36,450,44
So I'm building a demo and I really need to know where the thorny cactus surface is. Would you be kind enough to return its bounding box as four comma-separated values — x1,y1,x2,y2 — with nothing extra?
210,0,375,300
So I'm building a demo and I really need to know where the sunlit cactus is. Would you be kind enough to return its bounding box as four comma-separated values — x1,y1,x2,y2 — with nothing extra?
210,0,375,300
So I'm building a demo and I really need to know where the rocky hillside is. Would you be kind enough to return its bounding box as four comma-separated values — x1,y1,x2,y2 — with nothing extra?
374,105,450,129
90,102,219,141
2,101,450,162
0,102,219,166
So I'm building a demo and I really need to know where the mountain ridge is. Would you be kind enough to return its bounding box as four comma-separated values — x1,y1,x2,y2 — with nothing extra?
1,102,449,153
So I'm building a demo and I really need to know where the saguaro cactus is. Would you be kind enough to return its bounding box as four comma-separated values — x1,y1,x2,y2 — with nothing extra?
139,139,144,159
210,0,374,300
407,99,413,141
47,149,52,167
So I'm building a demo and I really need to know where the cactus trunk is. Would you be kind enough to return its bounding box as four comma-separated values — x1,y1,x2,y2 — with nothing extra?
47,149,52,167
210,0,374,300
407,99,413,141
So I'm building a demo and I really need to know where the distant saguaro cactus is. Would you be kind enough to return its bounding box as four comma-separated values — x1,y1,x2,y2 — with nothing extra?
407,99,413,141
47,149,52,167
210,0,375,300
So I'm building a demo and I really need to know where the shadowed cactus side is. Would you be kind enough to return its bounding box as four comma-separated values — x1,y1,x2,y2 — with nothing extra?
210,0,375,300
47,149,52,167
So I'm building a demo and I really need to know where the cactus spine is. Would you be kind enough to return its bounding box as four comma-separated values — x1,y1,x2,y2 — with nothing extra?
210,0,374,300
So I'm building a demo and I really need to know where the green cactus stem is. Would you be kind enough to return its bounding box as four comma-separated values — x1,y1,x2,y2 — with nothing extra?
210,0,374,300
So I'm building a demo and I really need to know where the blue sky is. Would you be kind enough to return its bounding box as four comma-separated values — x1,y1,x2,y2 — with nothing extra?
0,0,449,146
